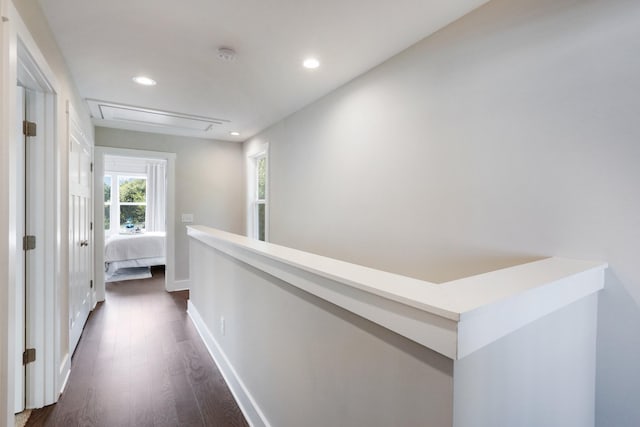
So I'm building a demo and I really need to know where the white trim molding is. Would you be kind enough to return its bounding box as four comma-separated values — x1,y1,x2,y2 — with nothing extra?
94,146,177,299
170,279,191,292
2,3,64,421
245,141,269,240
187,225,607,360
186,226,607,425
187,302,270,427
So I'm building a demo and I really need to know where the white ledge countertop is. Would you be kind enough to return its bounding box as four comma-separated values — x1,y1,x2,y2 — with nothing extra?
187,225,607,359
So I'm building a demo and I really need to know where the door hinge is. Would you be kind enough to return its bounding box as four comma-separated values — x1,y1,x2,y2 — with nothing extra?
90,280,93,289
23,235,36,251
23,348,36,365
90,222,93,231
23,120,37,137
90,162,93,172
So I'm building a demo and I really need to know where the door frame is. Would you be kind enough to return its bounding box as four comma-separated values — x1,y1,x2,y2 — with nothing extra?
19,47,59,411
94,146,177,299
1,3,63,421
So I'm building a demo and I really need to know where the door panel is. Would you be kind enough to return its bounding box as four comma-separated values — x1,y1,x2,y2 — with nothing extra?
68,106,92,355
24,88,48,407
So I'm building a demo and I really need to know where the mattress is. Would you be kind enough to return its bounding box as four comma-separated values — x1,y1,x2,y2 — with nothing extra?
104,232,166,282
104,231,166,262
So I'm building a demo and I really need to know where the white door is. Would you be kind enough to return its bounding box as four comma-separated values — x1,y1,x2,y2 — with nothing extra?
14,86,26,414
15,86,48,411
68,104,93,355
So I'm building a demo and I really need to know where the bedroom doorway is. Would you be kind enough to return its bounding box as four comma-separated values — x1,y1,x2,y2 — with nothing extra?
103,155,166,283
94,148,176,300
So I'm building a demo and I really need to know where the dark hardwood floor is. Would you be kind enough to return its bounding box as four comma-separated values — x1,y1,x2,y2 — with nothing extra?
27,268,248,427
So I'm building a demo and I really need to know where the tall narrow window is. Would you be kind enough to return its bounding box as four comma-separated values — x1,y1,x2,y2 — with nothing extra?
104,176,111,231
255,154,267,241
118,176,147,231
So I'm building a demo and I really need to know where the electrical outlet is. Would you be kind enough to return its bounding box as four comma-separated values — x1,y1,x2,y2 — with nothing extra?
220,316,226,336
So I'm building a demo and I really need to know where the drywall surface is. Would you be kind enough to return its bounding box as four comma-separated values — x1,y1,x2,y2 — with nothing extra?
453,294,598,427
190,238,454,427
95,127,244,280
245,0,640,424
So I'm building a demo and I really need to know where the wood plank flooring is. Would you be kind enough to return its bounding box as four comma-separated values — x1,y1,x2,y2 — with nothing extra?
28,268,248,427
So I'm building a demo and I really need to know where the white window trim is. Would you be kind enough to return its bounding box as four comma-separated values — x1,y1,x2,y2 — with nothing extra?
95,146,177,299
254,153,267,241
104,172,147,236
246,143,269,241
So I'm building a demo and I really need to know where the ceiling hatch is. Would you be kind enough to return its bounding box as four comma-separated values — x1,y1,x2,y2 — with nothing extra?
87,99,230,132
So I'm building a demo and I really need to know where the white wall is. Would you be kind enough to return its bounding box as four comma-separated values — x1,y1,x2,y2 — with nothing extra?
189,237,454,427
454,294,598,427
244,0,640,424
95,127,245,280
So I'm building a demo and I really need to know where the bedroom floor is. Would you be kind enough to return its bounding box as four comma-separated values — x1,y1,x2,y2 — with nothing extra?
27,268,248,427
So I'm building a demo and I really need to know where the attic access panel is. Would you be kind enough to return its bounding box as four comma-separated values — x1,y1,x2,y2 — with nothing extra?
87,99,230,132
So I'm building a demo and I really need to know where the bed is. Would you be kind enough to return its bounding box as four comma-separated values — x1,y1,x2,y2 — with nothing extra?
104,231,166,282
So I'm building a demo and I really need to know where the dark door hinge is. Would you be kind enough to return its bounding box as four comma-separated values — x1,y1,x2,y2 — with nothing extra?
23,348,36,365
23,120,37,137
90,222,93,231
90,280,93,289
23,235,36,251
90,162,93,172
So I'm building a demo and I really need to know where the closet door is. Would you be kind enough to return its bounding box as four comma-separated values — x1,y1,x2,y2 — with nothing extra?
68,103,93,355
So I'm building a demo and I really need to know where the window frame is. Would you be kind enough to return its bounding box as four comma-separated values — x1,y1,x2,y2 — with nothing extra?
104,172,148,235
254,154,267,241
247,148,269,241
104,175,112,231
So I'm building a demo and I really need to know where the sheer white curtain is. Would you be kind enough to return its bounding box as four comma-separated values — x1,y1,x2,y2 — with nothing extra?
146,160,167,232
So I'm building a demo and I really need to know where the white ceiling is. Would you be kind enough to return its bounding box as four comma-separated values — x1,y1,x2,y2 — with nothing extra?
37,0,488,141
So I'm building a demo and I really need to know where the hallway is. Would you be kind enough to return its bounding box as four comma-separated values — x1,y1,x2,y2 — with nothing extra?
28,269,248,426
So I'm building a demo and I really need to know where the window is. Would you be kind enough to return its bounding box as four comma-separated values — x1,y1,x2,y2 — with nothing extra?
255,155,267,241
118,176,147,231
104,176,111,230
246,144,268,241
104,174,147,234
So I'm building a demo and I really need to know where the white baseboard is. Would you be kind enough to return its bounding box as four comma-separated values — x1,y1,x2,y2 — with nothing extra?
187,301,270,427
168,278,190,292
58,354,71,397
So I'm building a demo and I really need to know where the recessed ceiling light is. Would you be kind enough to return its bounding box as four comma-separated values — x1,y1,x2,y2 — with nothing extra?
132,76,157,86
230,131,240,136
303,58,320,69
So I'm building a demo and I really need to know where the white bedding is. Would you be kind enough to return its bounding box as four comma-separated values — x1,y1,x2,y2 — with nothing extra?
104,231,166,262
105,257,166,275
104,232,166,281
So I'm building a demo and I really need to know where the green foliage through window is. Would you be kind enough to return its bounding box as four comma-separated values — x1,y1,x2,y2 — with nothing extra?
118,177,146,229
257,157,266,200
255,155,266,241
104,174,147,232
104,176,111,230
119,177,146,203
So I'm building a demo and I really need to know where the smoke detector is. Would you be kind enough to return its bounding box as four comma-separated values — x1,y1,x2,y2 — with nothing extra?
217,47,237,62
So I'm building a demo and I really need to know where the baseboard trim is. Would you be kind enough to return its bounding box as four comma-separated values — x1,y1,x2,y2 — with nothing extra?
187,301,270,427
168,278,190,292
58,354,71,397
